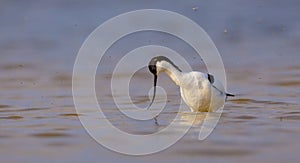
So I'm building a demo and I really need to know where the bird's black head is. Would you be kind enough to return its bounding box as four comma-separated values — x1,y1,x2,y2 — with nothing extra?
148,61,157,75
148,56,166,75
148,56,181,75
147,56,181,110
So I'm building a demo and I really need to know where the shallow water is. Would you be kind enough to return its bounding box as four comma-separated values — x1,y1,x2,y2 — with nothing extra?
1,0,300,162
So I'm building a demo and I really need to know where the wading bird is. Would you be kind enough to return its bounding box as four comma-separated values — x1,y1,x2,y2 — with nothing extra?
147,56,234,113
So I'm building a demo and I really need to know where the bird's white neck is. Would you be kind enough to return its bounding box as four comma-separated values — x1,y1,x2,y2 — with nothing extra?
157,61,183,86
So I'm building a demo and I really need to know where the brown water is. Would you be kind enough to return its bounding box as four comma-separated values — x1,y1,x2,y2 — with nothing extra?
1,0,300,162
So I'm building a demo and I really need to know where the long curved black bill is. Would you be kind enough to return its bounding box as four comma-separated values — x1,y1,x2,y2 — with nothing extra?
147,75,157,110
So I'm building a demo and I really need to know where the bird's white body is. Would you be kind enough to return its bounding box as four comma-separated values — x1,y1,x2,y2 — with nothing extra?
179,72,225,112
156,60,226,112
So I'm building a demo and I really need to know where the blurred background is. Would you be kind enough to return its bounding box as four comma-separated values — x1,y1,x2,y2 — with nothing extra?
1,0,300,162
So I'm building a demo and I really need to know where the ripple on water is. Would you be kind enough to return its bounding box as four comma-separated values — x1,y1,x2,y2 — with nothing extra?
275,115,300,121
233,115,257,120
47,142,71,147
0,135,11,138
282,111,300,115
52,73,72,86
0,115,23,120
0,105,11,108
271,81,300,87
175,148,254,157
229,98,256,104
0,63,36,70
31,132,72,138
229,98,290,105
59,113,80,117
0,107,48,113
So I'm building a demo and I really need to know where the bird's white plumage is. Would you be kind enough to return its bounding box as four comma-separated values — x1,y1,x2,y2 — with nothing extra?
156,60,226,112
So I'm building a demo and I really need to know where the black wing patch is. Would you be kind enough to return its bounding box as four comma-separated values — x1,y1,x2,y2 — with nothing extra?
207,74,214,84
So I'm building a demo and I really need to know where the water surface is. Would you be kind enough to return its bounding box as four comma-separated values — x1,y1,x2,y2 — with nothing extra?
1,0,300,162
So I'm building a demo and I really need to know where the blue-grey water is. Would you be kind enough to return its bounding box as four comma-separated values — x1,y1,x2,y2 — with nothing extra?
1,0,300,162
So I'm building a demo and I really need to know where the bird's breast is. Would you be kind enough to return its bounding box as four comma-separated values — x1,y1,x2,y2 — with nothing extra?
180,83,211,112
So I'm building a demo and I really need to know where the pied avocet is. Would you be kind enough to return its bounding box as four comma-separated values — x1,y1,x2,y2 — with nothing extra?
147,56,234,112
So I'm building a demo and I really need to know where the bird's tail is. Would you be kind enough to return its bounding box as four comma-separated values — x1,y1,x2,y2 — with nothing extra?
226,93,235,97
